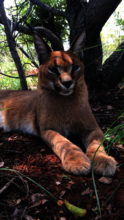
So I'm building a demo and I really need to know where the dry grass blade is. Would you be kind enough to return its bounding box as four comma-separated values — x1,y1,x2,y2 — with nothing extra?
0,177,16,194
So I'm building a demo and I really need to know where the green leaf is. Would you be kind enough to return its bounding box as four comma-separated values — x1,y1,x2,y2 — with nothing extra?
115,49,124,51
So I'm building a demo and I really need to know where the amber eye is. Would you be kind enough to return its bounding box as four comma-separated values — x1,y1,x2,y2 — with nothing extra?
48,67,60,76
72,65,80,74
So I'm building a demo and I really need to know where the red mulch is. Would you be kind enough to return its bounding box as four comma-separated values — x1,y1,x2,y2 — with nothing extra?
0,87,124,220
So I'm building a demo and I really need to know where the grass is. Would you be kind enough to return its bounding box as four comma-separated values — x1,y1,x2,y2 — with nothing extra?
0,168,67,213
92,113,124,219
0,168,59,202
0,167,66,213
0,114,124,219
1,51,124,219
0,77,124,219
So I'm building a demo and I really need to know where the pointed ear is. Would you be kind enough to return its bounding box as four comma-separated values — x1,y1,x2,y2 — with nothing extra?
34,31,52,65
70,30,86,61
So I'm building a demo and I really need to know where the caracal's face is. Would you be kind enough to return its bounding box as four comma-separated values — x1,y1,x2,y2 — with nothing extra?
38,51,84,96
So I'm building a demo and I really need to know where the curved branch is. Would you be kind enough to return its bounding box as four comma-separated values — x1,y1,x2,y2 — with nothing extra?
17,43,39,68
101,41,124,88
0,17,64,50
35,26,64,50
14,1,33,32
86,0,122,43
0,72,38,79
30,0,68,18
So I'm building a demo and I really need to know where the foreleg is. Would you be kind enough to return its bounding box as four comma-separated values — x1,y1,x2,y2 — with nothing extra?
85,128,116,176
41,129,91,175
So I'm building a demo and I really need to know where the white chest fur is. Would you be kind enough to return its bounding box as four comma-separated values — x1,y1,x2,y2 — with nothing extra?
0,110,37,135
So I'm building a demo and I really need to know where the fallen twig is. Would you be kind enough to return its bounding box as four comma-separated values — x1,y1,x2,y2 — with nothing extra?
0,177,16,194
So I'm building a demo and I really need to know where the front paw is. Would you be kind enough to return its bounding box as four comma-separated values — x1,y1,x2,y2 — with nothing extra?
92,154,117,176
62,151,91,175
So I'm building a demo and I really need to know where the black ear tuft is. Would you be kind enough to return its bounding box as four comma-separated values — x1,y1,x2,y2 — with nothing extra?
34,31,52,65
69,30,86,61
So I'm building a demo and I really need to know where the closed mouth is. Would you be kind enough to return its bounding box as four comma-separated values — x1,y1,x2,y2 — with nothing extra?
54,83,74,96
59,90,73,96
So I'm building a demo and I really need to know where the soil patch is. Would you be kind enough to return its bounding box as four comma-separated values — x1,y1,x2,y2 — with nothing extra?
0,87,124,220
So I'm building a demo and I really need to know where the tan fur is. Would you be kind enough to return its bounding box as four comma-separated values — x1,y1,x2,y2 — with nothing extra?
0,31,116,176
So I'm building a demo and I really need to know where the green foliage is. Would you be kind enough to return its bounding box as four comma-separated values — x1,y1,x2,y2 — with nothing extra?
1,0,124,89
28,0,68,42
0,0,68,90
0,76,21,90
11,0,68,43
101,28,124,62
101,2,124,63
114,11,124,30
0,0,69,91
0,74,37,90
0,25,37,90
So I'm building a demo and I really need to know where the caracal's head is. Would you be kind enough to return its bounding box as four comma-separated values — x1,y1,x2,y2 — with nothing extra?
34,31,86,96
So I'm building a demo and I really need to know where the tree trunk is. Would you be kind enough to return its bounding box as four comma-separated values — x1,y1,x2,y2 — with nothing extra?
66,0,122,89
0,0,123,90
101,41,124,89
0,0,28,90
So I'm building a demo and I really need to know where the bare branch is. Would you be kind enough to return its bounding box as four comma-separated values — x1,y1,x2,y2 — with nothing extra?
0,17,64,50
14,1,33,32
0,0,28,90
17,42,39,68
35,26,64,50
0,71,38,79
30,0,68,18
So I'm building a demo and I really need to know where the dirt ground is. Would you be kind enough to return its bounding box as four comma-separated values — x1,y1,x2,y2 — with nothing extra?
0,87,124,220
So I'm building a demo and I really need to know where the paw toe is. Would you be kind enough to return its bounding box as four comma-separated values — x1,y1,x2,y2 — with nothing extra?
93,155,117,176
63,154,91,175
